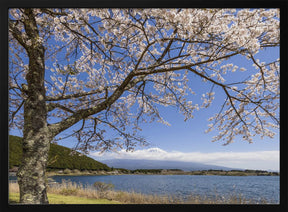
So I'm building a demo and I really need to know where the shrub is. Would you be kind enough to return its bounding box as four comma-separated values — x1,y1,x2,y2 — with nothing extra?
93,182,114,192
59,187,79,196
57,180,80,196
63,169,71,174
93,181,114,198
72,169,81,174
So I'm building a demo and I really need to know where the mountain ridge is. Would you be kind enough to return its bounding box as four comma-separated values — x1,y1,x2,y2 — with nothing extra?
100,158,236,171
9,135,111,171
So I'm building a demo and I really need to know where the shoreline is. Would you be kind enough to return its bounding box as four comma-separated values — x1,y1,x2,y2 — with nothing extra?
9,169,279,178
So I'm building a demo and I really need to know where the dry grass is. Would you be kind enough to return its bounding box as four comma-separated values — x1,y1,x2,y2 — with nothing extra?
9,182,19,193
9,181,269,204
46,180,175,204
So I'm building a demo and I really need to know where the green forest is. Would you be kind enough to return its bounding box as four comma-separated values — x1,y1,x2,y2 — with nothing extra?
9,135,111,171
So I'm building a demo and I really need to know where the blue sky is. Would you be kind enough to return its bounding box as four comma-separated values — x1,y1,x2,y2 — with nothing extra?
139,103,279,153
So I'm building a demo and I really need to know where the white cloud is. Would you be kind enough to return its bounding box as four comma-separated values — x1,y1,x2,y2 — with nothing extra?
90,148,279,171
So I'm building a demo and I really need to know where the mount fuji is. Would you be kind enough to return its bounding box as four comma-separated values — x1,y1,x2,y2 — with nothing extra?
101,159,234,171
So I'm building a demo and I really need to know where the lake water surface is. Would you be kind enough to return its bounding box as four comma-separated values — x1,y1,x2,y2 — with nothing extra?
49,175,279,203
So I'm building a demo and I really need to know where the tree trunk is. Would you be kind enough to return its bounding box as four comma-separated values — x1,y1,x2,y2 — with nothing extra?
16,8,50,204
17,131,51,204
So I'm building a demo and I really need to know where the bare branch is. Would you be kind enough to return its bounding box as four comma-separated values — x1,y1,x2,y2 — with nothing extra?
9,100,24,125
47,102,75,113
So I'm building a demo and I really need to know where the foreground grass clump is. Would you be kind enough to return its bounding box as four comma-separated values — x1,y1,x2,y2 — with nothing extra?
9,181,270,204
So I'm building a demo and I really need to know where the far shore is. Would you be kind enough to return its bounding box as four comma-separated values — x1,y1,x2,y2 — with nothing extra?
9,168,280,178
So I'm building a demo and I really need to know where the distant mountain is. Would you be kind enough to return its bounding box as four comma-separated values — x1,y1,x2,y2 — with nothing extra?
9,135,111,171
101,159,234,171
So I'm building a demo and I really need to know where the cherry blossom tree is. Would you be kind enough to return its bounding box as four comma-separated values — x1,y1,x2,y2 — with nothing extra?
8,8,279,204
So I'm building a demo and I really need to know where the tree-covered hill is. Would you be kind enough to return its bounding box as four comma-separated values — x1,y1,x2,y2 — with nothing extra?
9,135,110,171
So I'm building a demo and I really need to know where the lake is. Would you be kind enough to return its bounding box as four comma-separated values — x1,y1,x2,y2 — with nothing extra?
48,175,279,203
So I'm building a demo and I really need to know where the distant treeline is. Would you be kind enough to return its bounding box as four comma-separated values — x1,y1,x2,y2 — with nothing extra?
177,169,279,176
131,169,162,174
110,168,279,176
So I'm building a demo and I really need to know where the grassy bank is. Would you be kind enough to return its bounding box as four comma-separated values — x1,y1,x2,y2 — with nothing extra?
9,193,120,204
9,181,270,204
